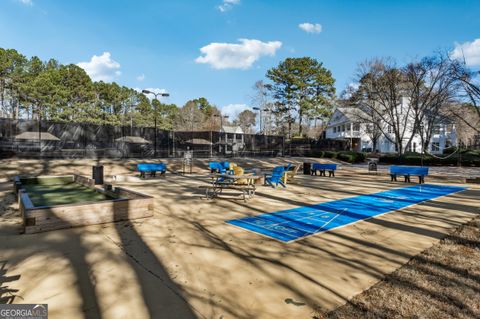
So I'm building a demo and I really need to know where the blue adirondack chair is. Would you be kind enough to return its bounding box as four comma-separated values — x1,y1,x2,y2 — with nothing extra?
265,165,286,188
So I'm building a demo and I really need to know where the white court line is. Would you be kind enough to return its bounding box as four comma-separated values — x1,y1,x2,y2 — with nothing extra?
237,208,347,236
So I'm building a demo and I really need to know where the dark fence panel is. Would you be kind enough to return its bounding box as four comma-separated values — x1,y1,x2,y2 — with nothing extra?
0,118,356,159
0,118,288,159
285,138,350,156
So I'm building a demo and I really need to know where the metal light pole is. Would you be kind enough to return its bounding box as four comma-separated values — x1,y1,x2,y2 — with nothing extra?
214,114,229,155
38,104,42,155
420,122,424,167
142,90,170,158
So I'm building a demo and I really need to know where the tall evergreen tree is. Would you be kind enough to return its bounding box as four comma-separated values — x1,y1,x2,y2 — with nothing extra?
266,57,336,137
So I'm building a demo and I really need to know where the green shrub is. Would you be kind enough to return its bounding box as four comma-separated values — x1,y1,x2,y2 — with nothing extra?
378,152,480,166
337,153,353,162
443,147,457,155
323,151,337,159
336,151,366,163
305,150,324,158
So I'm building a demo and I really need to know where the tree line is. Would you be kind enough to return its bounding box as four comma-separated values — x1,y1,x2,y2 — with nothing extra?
0,48,259,132
1,47,478,145
1,48,338,136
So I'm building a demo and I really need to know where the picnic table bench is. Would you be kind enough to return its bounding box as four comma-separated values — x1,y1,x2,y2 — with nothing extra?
199,173,261,202
311,163,337,177
390,166,428,183
137,163,167,178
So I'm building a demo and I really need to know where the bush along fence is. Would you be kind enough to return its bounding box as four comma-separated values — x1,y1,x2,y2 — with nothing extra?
378,150,480,167
302,150,367,163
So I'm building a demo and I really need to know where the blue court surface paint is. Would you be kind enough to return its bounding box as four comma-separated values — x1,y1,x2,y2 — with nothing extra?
227,184,466,242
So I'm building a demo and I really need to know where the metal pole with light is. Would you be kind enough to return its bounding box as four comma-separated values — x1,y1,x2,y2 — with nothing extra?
38,104,42,155
141,90,170,158
420,122,424,167
214,114,229,155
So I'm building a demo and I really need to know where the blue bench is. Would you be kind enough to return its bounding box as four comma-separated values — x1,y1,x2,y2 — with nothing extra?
137,163,167,178
311,163,337,177
390,166,428,183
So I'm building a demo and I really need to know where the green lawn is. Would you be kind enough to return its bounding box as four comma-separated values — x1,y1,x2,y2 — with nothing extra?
23,182,112,207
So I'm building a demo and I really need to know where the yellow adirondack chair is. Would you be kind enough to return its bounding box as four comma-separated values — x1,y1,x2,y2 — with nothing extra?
282,164,300,184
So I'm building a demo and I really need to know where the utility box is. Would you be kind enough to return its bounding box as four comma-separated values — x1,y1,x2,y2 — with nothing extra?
303,162,312,175
367,158,378,174
92,165,104,185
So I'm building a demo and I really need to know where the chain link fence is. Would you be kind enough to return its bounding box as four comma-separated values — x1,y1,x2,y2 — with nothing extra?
0,118,287,159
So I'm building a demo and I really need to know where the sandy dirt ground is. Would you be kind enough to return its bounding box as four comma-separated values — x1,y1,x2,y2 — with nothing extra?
0,158,479,319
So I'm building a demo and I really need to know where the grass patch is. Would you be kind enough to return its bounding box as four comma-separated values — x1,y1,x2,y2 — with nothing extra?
319,215,480,319
24,183,111,206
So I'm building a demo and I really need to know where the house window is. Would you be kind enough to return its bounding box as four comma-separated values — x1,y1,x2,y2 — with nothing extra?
387,125,393,133
413,142,417,152
431,142,440,152
333,127,336,133
433,125,441,134
342,125,345,132
353,123,360,132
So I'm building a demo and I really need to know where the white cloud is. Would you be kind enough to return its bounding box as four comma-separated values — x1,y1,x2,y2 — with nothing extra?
77,52,121,82
195,38,282,70
16,0,33,5
136,74,145,81
221,103,249,119
298,22,322,34
217,0,240,12
134,88,169,99
451,38,480,66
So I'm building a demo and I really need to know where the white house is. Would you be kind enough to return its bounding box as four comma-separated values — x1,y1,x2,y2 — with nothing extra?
325,102,457,154
219,125,245,155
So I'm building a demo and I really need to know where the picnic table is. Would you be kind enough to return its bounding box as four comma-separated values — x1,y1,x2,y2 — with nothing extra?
200,173,262,202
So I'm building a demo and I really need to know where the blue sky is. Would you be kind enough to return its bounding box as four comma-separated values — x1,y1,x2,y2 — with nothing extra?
1,0,479,118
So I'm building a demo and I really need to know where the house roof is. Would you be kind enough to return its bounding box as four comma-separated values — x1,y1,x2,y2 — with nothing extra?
14,132,60,141
336,106,369,121
327,106,367,127
114,136,151,144
220,125,243,134
184,138,213,145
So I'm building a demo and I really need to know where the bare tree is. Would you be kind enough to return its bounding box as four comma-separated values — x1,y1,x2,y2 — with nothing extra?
233,110,256,134
251,80,277,134
403,54,459,152
350,55,459,154
352,58,412,154
449,57,480,134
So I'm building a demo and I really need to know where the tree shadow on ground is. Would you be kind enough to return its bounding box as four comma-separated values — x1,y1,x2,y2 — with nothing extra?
0,261,20,304
1,181,199,319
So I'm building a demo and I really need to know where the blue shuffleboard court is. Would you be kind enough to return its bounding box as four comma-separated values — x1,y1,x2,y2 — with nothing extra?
227,184,466,242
